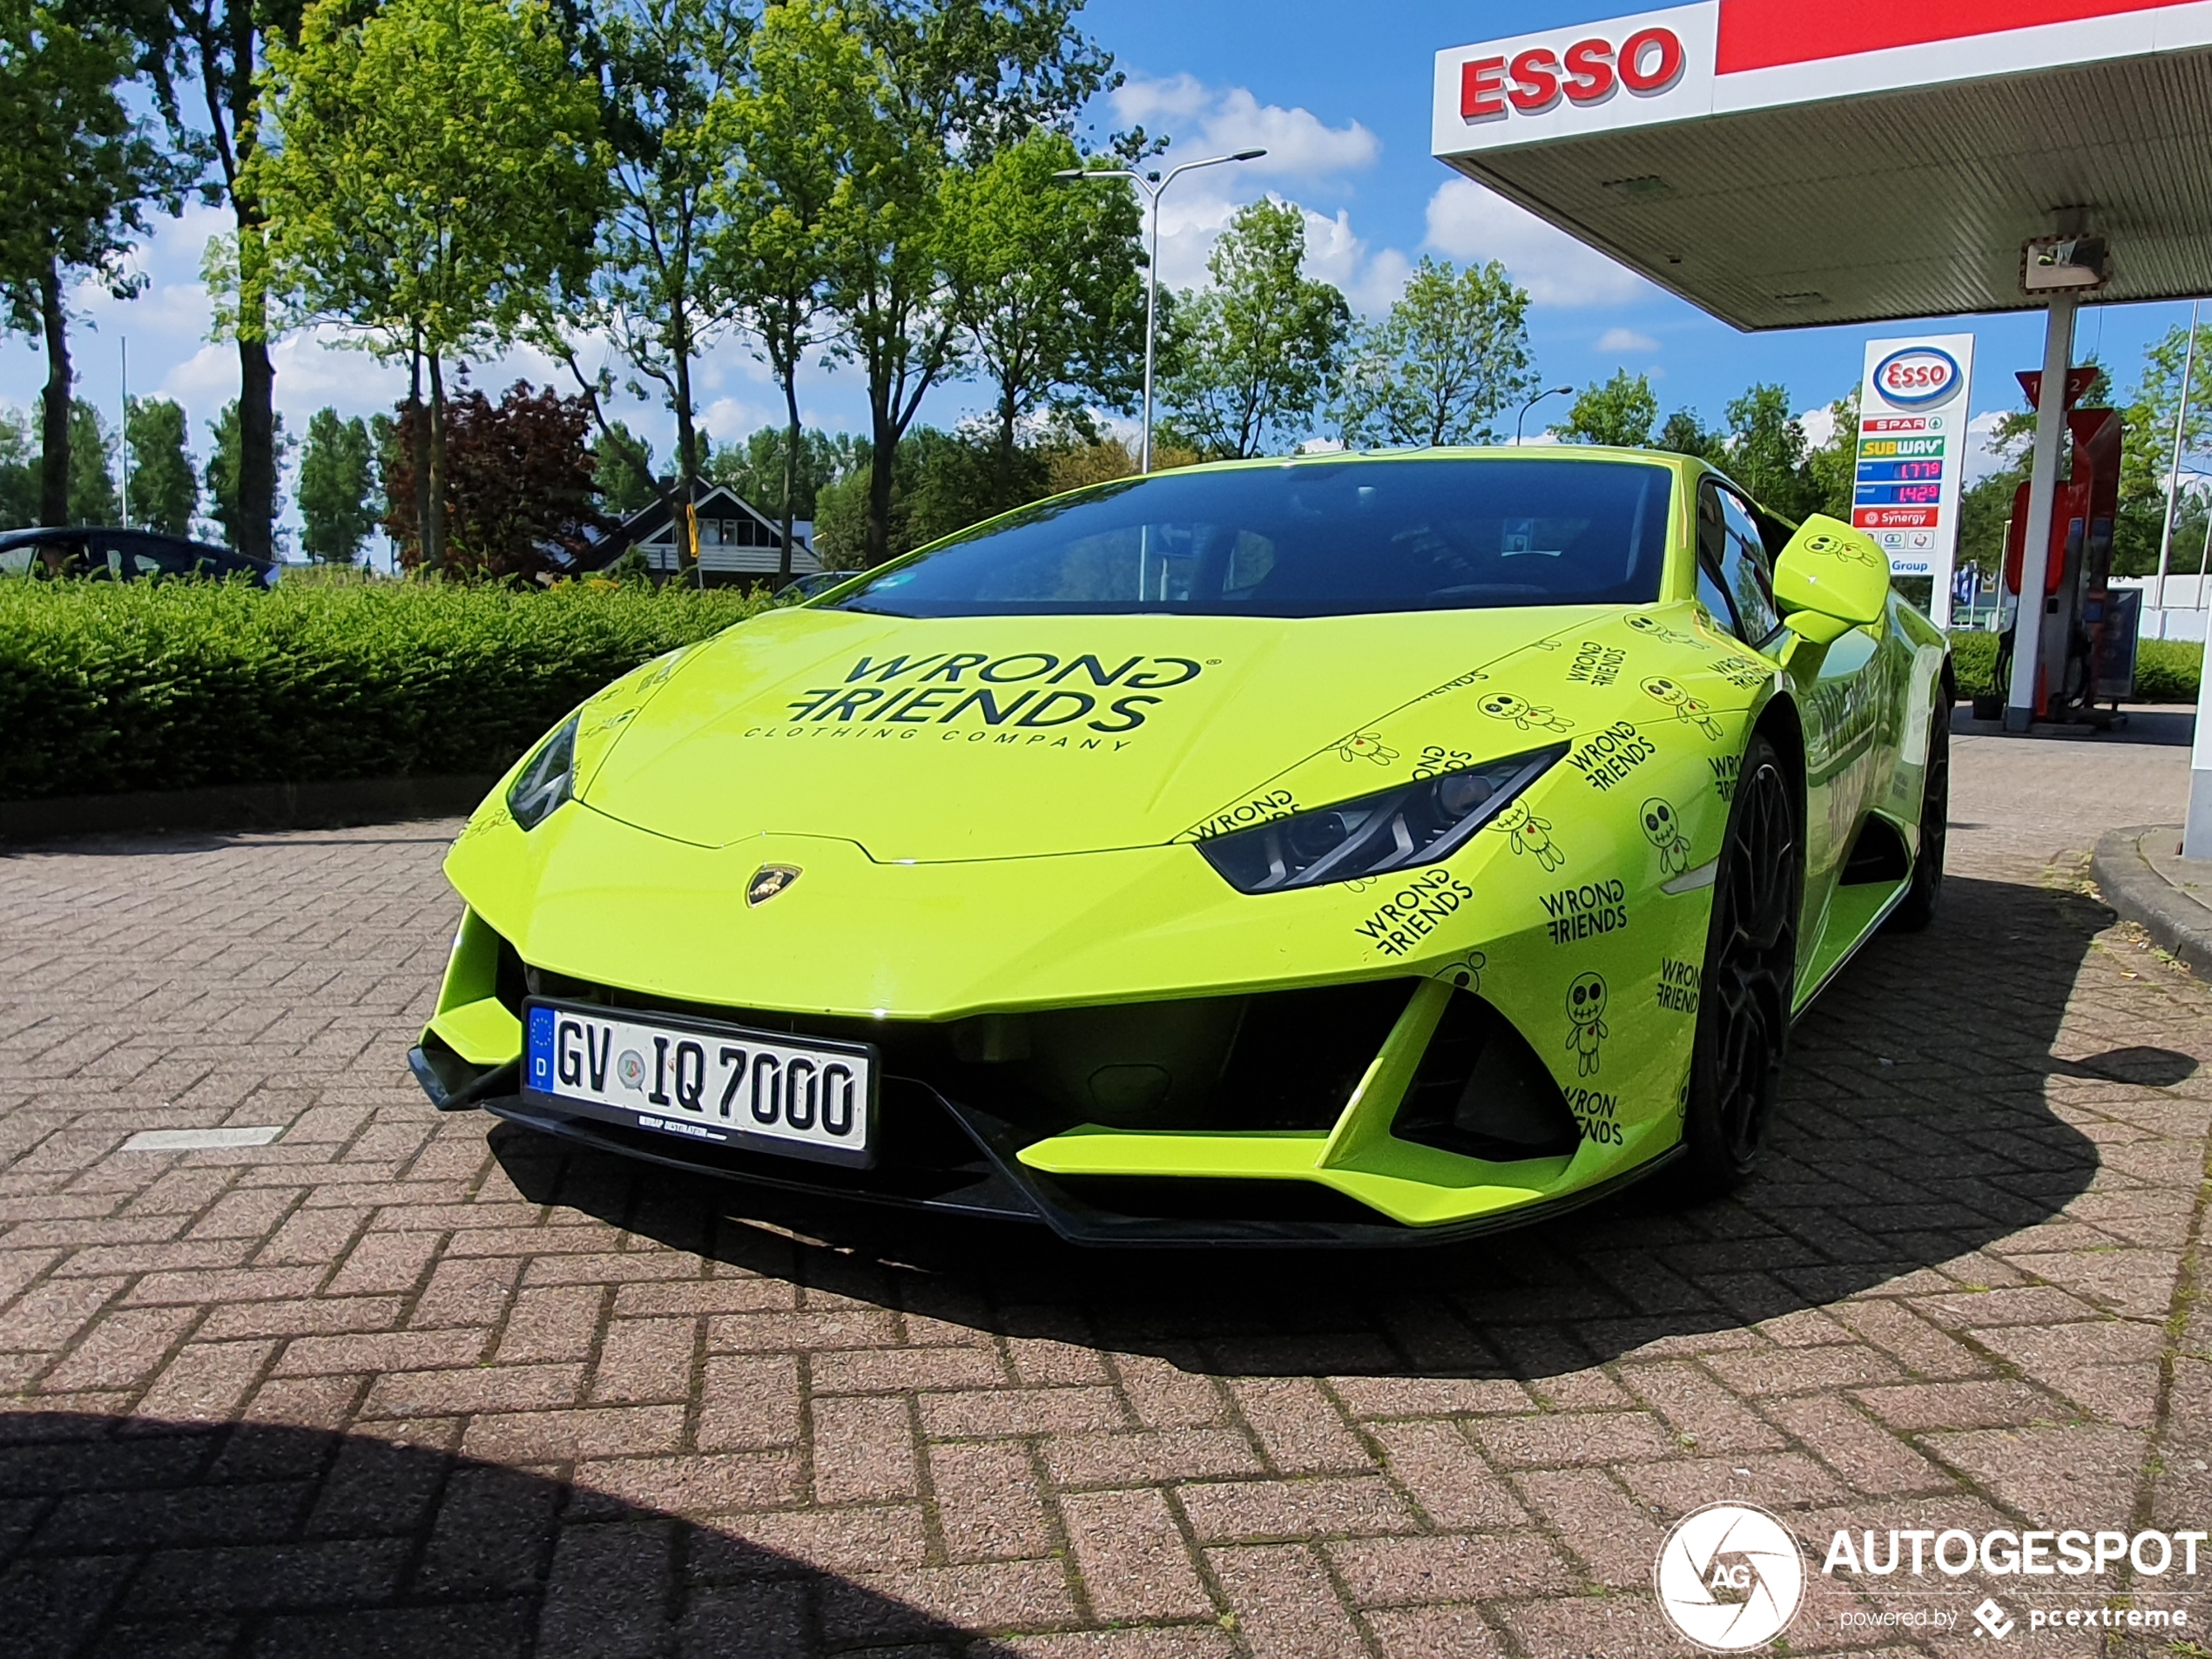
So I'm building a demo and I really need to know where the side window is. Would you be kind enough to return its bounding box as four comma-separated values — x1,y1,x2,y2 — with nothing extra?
1694,486,1740,635
1703,482,1783,645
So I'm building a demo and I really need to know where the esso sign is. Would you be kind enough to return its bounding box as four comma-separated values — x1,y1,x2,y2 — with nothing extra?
1460,27,1686,119
1873,347,1962,408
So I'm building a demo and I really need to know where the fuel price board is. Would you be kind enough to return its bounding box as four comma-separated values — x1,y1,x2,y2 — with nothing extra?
1852,333,1976,627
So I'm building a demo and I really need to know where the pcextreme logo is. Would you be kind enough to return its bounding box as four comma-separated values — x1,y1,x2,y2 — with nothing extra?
1653,1502,1806,1650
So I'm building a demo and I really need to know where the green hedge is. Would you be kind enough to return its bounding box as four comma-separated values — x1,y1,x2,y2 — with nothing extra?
0,579,765,801
1947,627,2200,703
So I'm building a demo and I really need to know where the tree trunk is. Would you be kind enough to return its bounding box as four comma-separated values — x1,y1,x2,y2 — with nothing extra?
408,343,430,570
866,389,897,569
234,334,276,561
426,350,448,572
37,258,71,528
779,366,801,583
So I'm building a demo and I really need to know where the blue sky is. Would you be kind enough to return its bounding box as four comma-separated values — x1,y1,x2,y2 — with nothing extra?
4,0,2201,547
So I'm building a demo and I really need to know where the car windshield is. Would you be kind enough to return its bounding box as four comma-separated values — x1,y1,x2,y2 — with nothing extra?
827,457,1673,619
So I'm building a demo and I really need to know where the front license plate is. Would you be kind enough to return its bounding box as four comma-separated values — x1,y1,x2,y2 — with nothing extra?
522,1000,875,1168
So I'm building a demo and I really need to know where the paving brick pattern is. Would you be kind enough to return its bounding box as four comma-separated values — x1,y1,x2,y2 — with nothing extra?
1,729,2209,1656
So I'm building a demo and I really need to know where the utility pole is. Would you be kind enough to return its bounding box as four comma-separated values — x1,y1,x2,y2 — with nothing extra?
1054,149,1266,474
2155,298,2200,618
118,337,130,530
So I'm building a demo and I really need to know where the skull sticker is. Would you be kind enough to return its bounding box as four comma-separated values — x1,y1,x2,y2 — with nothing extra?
1480,691,1574,734
1491,799,1565,872
1338,732,1399,765
1641,677,1723,742
1640,797,1693,876
1566,972,1608,1077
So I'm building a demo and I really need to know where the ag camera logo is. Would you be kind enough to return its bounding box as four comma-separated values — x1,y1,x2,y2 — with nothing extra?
1654,1502,1807,1650
1874,347,1961,408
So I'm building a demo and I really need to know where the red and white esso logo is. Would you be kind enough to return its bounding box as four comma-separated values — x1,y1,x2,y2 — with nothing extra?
1873,347,1961,408
1460,28,1686,120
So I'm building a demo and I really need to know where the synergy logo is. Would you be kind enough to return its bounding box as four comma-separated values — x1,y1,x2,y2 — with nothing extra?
1654,1502,1807,1650
1871,346,1962,408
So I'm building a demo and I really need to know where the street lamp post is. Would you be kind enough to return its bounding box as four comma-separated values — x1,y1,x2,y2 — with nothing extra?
1515,385,1575,446
1055,148,1265,474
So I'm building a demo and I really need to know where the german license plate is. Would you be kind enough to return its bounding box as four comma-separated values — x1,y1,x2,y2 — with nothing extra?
522,1000,874,1168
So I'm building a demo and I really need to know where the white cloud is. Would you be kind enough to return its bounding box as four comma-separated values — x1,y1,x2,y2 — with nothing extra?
1424,177,1653,308
1105,74,1406,310
1595,327,1659,354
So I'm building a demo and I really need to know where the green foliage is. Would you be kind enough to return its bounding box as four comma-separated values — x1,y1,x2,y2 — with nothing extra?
940,133,1145,452
1557,369,1657,448
125,397,199,536
0,579,767,799
67,400,116,524
0,404,35,526
297,406,378,563
594,419,658,516
382,381,609,577
706,427,860,523
206,400,293,550
1656,408,1723,465
1718,382,1822,521
1947,627,2200,703
1805,389,1858,521
1161,198,1351,460
1338,255,1534,448
577,0,752,486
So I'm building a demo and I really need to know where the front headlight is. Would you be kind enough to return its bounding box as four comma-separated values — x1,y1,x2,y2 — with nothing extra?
507,715,579,831
1197,745,1565,894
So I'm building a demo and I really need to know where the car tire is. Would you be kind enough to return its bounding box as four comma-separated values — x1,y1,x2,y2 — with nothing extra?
1676,730,1803,1197
1884,663,1953,935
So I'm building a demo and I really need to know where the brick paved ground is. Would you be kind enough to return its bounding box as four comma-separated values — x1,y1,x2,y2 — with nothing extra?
2,724,2209,1657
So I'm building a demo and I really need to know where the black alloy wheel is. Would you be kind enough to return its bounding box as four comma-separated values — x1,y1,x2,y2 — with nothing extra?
1679,731,1803,1195
1885,664,1952,934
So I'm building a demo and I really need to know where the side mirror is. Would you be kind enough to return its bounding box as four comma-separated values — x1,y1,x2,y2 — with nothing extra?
1772,515,1889,641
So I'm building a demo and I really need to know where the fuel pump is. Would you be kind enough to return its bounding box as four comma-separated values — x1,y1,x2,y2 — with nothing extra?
1998,369,2124,723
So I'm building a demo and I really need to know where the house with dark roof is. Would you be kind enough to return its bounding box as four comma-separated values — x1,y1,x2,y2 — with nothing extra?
586,483,824,586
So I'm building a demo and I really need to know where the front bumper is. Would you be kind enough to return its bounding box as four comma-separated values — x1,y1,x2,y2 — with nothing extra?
412,1039,1679,1246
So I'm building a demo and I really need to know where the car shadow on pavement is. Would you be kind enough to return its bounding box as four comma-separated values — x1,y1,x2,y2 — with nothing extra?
0,1412,969,1659
492,873,2154,1381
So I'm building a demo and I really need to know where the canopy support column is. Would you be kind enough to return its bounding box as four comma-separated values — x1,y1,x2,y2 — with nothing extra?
2005,292,2077,731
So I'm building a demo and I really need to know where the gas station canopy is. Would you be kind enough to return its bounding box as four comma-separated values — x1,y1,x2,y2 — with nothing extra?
1430,0,2212,331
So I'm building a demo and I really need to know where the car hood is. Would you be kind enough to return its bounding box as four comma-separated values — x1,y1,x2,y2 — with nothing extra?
576,605,1624,861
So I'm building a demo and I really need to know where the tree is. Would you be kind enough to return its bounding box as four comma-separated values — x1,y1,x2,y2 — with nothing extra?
68,400,118,524
1160,199,1351,460
810,0,1118,566
1338,255,1533,448
593,420,658,515
0,405,36,526
939,132,1144,489
381,380,608,577
556,0,750,512
206,398,291,548
1557,369,1658,448
125,395,199,533
712,0,850,579
1805,388,1858,521
2119,320,2212,577
141,0,305,563
297,406,377,561
254,0,606,570
0,0,179,527
707,426,860,522
1656,408,1723,464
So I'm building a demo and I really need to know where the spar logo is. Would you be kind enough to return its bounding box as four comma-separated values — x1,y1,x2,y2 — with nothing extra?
1654,1502,1807,1651
1873,347,1962,408
1460,26,1686,119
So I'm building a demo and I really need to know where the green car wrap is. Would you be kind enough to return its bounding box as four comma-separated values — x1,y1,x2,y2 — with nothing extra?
411,449,1950,1244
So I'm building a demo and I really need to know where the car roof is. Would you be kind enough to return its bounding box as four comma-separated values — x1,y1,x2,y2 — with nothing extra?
0,525,265,563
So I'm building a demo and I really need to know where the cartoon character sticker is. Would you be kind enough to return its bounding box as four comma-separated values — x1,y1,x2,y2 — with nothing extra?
1566,972,1608,1076
1625,613,1698,647
1641,797,1693,876
1642,677,1723,741
1480,691,1575,734
1799,529,1884,569
1491,799,1565,872
1339,732,1399,765
1450,949,1486,992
